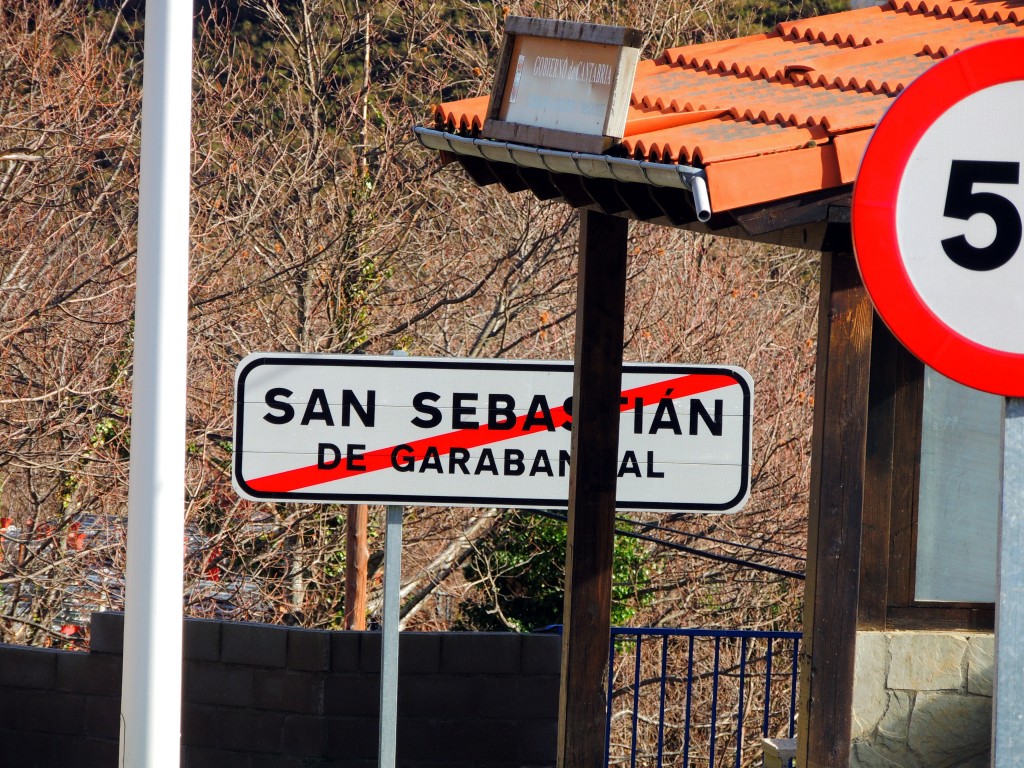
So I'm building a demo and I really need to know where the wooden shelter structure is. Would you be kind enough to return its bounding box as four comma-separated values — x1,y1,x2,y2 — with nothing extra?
416,3,1024,765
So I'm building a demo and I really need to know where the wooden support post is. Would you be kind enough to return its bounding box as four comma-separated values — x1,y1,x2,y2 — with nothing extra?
344,503,369,630
798,249,873,768
557,209,629,768
859,317,924,631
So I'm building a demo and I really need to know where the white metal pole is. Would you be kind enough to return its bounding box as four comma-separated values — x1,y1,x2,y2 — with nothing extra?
994,397,1024,765
118,2,193,767
379,504,403,768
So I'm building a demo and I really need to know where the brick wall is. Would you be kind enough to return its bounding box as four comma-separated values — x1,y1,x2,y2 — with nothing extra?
0,612,561,768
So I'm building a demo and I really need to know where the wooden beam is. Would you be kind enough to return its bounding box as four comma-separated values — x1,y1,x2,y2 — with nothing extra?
885,345,924,615
798,249,873,768
344,503,369,630
862,331,995,632
858,316,898,631
860,319,930,630
557,209,629,768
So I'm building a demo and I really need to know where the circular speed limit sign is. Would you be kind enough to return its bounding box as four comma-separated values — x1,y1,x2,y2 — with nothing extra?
853,38,1024,396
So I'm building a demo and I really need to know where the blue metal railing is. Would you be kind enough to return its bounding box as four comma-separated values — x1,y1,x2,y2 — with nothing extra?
605,627,801,768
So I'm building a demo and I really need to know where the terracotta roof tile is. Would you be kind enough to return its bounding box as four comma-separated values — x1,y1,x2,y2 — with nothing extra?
906,0,1024,23
662,33,827,74
430,0,1024,213
705,142,845,211
433,96,490,133
775,4,892,44
627,115,829,165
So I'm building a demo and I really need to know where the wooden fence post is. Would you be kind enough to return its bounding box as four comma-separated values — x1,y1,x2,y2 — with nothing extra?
344,503,369,630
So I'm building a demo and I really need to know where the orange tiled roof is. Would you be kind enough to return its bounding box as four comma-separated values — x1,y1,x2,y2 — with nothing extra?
432,0,1024,215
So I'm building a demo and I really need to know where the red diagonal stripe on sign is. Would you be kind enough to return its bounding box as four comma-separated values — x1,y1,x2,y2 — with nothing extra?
245,374,738,494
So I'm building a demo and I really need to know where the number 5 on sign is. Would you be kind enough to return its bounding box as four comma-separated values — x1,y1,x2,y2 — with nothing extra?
941,160,1021,272
853,37,1024,397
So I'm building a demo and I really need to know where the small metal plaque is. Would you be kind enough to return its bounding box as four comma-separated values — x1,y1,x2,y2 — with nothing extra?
482,17,643,153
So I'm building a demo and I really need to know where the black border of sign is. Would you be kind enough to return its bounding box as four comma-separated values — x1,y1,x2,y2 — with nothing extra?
233,355,752,513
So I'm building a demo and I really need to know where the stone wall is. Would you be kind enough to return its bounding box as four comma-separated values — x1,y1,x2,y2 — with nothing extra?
850,630,993,768
0,612,561,768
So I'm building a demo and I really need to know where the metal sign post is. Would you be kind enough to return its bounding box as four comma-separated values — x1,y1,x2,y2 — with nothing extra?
378,504,403,768
119,2,193,766
996,398,1024,764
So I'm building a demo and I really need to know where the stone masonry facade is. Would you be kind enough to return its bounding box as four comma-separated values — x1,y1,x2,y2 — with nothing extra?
850,630,993,768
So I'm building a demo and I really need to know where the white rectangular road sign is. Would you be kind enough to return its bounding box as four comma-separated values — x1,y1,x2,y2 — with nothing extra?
233,354,753,513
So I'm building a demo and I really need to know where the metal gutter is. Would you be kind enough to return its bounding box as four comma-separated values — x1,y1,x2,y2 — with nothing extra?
415,126,712,223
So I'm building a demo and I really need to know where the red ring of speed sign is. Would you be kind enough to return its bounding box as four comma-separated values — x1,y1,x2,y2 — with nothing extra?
853,37,1024,396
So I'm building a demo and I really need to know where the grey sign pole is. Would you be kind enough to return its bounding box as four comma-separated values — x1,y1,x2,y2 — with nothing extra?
995,397,1024,765
379,503,403,768
380,349,405,768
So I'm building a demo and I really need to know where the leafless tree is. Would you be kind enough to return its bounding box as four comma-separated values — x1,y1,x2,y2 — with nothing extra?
0,0,813,671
